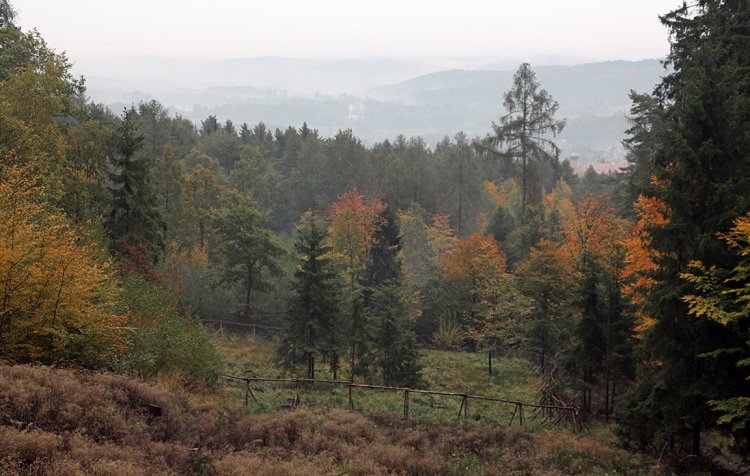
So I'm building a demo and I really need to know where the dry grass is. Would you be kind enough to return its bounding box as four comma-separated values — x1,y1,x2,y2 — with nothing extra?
0,362,666,475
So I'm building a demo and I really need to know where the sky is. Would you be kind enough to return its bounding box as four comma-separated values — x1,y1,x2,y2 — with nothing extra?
13,0,677,62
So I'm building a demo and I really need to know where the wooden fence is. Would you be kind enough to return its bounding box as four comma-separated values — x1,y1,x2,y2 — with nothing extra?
224,375,582,431
202,320,281,339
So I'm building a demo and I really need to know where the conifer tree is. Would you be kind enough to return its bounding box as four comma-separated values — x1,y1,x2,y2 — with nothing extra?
477,63,565,219
365,205,421,386
280,211,342,379
616,1,750,454
106,107,164,262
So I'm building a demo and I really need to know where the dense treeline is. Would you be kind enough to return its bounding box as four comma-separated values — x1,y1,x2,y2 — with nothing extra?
2,0,750,460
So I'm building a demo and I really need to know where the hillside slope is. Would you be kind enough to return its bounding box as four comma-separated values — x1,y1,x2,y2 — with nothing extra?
367,60,665,117
0,362,663,475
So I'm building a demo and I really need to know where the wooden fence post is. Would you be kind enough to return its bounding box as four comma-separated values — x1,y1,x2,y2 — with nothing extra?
224,374,578,431
294,378,300,408
403,390,410,426
488,351,492,376
461,394,469,421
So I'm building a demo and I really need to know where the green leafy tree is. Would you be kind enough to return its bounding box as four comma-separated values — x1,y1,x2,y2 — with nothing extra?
0,0,15,27
681,214,750,446
185,163,221,249
155,143,186,245
212,190,283,323
517,239,574,369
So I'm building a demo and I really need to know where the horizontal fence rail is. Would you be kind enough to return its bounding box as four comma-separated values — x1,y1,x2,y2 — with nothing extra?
223,375,582,432
202,320,282,338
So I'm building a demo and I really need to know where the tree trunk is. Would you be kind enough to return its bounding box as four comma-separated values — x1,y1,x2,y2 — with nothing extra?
457,158,463,236
243,268,253,322
692,423,701,456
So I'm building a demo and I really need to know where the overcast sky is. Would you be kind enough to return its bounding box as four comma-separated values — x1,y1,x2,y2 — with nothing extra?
13,0,676,62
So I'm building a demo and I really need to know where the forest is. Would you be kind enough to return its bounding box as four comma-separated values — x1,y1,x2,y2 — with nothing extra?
2,0,750,473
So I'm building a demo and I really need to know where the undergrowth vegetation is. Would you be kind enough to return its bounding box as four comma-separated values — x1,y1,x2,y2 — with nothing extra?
0,362,664,475
218,336,543,427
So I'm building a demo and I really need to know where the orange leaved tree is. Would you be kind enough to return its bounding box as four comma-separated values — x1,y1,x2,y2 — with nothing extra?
622,194,670,335
559,193,631,415
0,164,121,366
327,189,384,380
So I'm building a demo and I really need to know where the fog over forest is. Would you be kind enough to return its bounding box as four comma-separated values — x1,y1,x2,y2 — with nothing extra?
77,56,664,164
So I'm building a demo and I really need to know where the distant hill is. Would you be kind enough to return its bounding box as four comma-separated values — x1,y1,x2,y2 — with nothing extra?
82,58,667,160
75,55,497,96
367,60,666,117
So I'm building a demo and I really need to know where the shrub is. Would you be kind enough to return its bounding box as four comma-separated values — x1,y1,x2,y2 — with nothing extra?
114,275,221,386
432,319,465,351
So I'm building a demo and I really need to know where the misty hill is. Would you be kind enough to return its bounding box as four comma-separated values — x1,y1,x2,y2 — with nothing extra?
82,58,666,161
75,55,496,96
368,60,666,117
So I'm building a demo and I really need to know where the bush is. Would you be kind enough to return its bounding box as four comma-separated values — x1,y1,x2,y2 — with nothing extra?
115,275,221,386
432,319,465,351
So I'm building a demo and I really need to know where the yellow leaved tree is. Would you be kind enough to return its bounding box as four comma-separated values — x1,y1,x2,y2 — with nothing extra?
0,162,122,365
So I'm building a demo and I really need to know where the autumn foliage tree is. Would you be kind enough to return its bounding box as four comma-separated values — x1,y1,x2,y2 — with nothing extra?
681,213,750,442
327,189,384,380
622,194,670,335
327,189,385,286
558,193,632,415
439,233,508,347
0,163,122,366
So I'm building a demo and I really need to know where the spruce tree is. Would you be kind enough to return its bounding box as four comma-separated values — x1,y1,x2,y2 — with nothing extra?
279,211,342,379
364,205,402,288
616,1,750,454
106,107,164,262
365,205,421,386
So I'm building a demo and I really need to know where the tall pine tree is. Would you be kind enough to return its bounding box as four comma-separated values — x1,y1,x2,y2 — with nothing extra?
616,1,750,455
365,206,421,386
279,211,342,379
106,107,163,263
